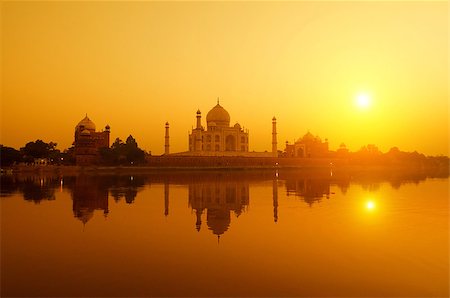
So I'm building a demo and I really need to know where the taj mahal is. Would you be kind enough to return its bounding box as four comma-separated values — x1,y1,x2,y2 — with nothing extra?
164,100,277,157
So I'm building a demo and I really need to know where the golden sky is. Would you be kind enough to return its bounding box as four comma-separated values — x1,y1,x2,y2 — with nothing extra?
1,1,448,155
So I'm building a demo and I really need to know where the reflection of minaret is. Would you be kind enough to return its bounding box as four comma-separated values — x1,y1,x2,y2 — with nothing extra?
164,122,170,155
164,181,169,216
195,209,202,231
273,176,278,223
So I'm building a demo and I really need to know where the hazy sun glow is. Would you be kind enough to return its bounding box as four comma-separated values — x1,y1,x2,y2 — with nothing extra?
356,93,372,109
366,200,376,211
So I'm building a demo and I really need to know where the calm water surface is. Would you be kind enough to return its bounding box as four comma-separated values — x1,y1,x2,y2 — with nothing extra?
1,170,448,297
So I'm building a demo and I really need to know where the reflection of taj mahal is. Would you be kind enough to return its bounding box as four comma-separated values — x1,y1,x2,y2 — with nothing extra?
188,181,250,237
165,100,277,157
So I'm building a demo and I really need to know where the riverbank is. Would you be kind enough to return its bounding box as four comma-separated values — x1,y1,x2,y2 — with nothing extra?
3,162,448,178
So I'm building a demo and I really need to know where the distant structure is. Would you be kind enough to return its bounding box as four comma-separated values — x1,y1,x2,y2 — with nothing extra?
163,100,274,157
336,143,349,158
272,117,277,157
189,100,249,154
164,122,170,155
284,132,329,158
74,115,110,165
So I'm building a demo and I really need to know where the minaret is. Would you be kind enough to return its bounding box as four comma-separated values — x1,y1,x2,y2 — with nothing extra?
272,117,277,157
195,110,202,151
104,124,111,147
196,109,202,129
164,122,170,155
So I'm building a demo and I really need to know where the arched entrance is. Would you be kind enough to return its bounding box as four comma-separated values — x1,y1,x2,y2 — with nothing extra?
225,135,236,151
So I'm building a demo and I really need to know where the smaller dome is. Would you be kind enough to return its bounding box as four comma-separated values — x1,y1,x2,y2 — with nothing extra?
80,129,91,136
196,109,201,115
105,124,110,129
272,116,277,121
234,123,241,129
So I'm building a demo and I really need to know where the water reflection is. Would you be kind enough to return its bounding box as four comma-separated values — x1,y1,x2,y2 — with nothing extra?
273,178,278,222
108,175,146,204
1,168,448,231
285,176,331,206
0,175,59,203
1,169,448,297
188,179,249,237
366,200,376,211
69,175,109,224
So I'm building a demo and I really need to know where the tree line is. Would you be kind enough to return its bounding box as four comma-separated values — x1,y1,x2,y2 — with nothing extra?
0,135,147,167
330,144,449,167
1,139,448,168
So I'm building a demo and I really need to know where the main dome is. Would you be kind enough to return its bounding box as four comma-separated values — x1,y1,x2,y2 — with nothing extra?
297,131,315,143
206,103,230,127
76,115,96,131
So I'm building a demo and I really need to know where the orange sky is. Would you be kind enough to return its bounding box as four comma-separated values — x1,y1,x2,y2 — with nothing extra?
1,1,448,155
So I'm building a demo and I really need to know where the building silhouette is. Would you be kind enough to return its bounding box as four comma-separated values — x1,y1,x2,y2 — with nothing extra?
285,131,329,158
74,115,110,165
189,100,249,154
163,100,276,157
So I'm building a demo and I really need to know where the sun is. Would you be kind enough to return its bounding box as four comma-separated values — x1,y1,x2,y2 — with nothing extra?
355,93,372,109
366,201,375,210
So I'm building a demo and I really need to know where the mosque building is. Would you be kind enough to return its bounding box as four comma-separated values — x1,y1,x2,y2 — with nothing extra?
284,131,329,158
73,115,110,165
164,100,277,157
